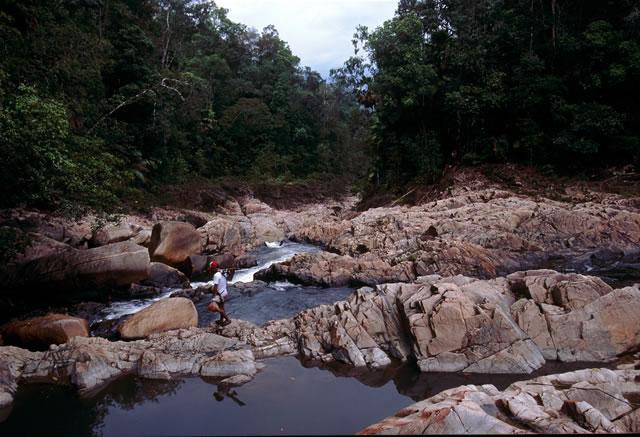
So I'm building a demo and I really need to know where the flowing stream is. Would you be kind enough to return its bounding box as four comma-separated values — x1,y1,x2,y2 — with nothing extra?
0,241,637,436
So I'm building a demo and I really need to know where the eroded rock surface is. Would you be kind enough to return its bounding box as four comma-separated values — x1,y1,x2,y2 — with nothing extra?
357,363,640,434
0,325,259,408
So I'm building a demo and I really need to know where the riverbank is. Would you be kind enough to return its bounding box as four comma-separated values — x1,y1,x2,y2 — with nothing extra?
0,163,639,433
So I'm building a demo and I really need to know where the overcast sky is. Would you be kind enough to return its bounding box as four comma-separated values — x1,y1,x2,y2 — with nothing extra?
214,0,399,78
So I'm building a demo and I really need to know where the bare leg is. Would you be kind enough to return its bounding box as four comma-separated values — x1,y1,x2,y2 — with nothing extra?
219,302,231,322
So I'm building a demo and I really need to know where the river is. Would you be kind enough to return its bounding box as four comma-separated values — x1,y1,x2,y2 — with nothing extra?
0,241,636,436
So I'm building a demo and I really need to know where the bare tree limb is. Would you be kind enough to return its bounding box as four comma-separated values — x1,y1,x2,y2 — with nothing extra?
87,77,189,134
87,88,152,134
160,78,187,101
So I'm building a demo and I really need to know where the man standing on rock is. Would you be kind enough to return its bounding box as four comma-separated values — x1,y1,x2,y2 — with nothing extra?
207,261,231,326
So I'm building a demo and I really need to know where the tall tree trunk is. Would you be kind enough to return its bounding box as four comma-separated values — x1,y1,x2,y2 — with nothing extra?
529,0,535,52
551,0,557,50
98,0,110,38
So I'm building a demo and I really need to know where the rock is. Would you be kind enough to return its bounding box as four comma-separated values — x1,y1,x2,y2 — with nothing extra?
131,229,152,247
126,283,163,298
199,217,252,256
90,315,129,340
240,198,273,215
508,273,640,362
234,254,258,269
8,230,73,263
254,251,415,287
248,214,287,245
291,187,640,279
0,327,255,403
118,297,198,340
240,271,640,373
188,253,234,281
358,366,640,434
142,262,190,289
89,222,142,247
18,241,150,291
2,314,90,350
148,222,201,270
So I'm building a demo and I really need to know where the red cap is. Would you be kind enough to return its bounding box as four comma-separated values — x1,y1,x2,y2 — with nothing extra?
209,261,218,270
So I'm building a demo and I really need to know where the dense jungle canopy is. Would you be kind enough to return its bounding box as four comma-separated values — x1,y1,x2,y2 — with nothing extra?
0,0,638,216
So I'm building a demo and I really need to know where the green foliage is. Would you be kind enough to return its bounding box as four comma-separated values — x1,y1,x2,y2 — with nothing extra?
0,84,135,215
0,227,30,264
0,84,75,206
0,0,369,214
335,0,640,191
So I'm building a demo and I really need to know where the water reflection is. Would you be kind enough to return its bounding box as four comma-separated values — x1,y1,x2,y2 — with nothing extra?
301,356,618,403
213,385,246,407
0,353,621,436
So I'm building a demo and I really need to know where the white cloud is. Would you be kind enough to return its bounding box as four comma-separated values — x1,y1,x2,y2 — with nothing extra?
214,0,398,77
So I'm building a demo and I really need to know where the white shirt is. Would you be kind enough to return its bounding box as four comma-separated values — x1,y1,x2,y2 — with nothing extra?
213,271,228,298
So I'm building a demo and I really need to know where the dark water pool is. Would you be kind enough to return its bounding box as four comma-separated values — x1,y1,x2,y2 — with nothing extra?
0,354,610,436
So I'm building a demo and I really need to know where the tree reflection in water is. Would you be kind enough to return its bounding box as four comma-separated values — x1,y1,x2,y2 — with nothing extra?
0,355,621,436
90,376,185,435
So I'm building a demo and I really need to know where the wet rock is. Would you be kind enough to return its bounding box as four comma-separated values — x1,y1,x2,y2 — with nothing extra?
127,283,163,298
67,301,109,323
188,253,234,281
118,297,198,340
142,262,190,289
254,251,415,287
170,286,207,302
2,314,90,351
231,281,268,296
0,326,259,407
234,254,257,269
90,315,129,340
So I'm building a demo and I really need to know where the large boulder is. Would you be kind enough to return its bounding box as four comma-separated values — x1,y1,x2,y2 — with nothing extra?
2,314,90,350
188,253,234,282
148,222,201,270
118,297,198,340
199,217,253,256
18,241,150,291
142,262,190,289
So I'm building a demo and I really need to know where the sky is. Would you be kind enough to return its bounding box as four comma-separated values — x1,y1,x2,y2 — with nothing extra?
214,0,399,78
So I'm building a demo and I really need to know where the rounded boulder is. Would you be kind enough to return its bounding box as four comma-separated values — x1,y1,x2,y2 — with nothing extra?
148,222,202,269
117,297,198,340
3,314,90,351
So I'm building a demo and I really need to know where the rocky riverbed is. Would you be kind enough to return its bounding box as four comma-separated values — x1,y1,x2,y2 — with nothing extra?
1,165,639,433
